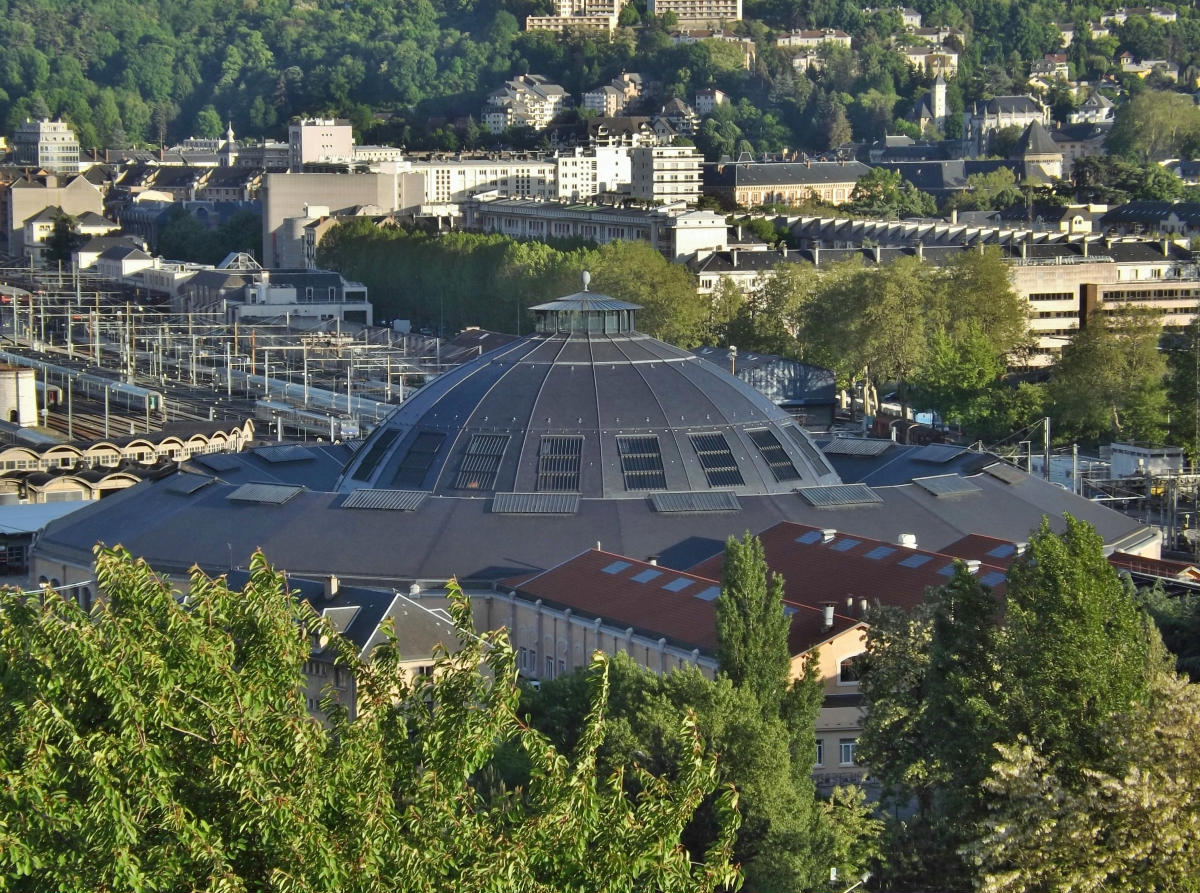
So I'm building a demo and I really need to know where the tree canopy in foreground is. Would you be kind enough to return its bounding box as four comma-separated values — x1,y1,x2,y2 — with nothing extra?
0,547,740,893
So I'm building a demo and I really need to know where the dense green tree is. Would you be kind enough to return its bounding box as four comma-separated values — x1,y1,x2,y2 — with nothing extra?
1107,89,1200,162
846,167,937,218
1048,309,1168,443
861,516,1161,890
0,547,741,892
1165,319,1200,459
715,533,791,715
43,213,85,268
945,167,1023,212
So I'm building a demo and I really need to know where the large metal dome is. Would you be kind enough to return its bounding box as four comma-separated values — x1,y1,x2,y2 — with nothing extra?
339,284,841,498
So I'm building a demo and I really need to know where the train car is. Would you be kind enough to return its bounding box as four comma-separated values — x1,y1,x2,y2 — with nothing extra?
255,400,361,440
34,381,62,410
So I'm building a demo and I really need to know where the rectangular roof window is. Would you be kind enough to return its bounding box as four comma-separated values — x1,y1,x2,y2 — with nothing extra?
822,437,892,457
454,433,509,490
937,564,958,577
865,545,896,560
795,529,823,544
747,428,801,482
492,492,580,514
785,425,834,476
798,483,883,507
537,435,583,492
341,489,428,511
694,585,721,601
689,432,745,487
391,432,445,489
898,553,933,569
631,568,663,583
662,577,694,592
602,560,632,574
350,427,401,481
617,435,667,491
650,491,740,513
980,570,1007,587
987,543,1017,559
830,538,862,552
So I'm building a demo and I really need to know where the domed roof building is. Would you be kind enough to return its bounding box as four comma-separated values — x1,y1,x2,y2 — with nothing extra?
339,276,838,499
31,278,1156,590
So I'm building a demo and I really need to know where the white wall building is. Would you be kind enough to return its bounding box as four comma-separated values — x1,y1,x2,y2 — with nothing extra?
630,146,703,205
288,118,355,171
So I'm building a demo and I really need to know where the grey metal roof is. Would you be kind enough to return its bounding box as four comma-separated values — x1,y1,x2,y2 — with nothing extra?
650,491,741,513
528,293,642,312
340,489,429,511
253,445,315,464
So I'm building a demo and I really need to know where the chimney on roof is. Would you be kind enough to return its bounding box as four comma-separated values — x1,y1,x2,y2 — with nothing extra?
859,597,869,617
822,603,835,630
873,244,881,263
1163,236,1170,257
813,239,820,266
822,528,837,542
647,555,659,566
950,208,958,224
1020,238,1027,259
730,248,738,267
1082,237,1088,257
916,240,924,261
1015,541,1027,555
898,532,918,549
965,559,982,574
845,597,854,612
323,574,339,601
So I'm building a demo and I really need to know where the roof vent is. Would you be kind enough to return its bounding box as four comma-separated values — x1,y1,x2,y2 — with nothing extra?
965,559,982,574
898,532,918,549
822,528,837,542
1015,541,1027,555
822,603,835,630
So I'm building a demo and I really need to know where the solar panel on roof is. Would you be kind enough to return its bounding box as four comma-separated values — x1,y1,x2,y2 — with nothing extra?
694,585,721,601
795,529,823,544
984,462,1026,484
492,492,580,514
821,437,893,457
747,428,801,482
784,425,834,476
227,482,303,505
865,545,896,560
663,577,693,592
195,453,241,472
980,571,1007,587
617,435,667,491
689,432,745,487
537,436,583,492
914,474,983,498
797,484,883,507
631,568,662,583
453,433,509,491
830,538,862,552
987,543,1017,558
165,473,214,495
340,489,429,511
254,444,315,464
911,444,967,464
350,428,401,481
602,560,632,574
898,553,933,569
650,491,740,513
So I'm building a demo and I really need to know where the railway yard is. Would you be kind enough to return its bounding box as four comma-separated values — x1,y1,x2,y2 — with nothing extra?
0,267,448,447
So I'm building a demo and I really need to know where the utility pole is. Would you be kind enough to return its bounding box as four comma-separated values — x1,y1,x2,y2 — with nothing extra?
1043,417,1051,481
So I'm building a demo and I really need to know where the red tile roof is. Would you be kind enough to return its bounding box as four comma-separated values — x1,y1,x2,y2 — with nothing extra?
688,521,1008,611
503,548,865,657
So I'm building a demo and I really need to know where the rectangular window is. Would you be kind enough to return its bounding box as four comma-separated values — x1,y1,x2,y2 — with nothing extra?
454,433,509,490
747,428,801,482
545,655,554,678
839,738,858,766
815,738,824,766
391,431,445,488
690,432,744,487
537,435,583,491
616,435,667,490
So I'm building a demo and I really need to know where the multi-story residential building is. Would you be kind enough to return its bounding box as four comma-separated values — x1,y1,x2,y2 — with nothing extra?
462,197,726,259
582,86,626,117
649,0,742,26
704,159,871,208
1031,53,1071,79
555,147,631,200
12,119,81,174
775,28,851,49
4,172,104,256
526,0,625,33
630,145,703,205
483,75,570,133
1102,6,1177,25
403,157,559,205
288,118,355,172
899,43,959,76
694,88,728,116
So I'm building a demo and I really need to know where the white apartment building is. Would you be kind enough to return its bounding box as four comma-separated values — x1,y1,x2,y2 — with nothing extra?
630,146,703,206
288,118,354,171
526,0,624,33
483,75,570,133
406,158,559,205
776,28,852,49
647,0,742,25
555,148,631,201
13,119,80,174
